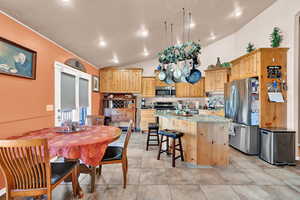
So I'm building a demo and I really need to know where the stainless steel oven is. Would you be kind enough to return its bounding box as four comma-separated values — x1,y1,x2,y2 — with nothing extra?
155,86,176,97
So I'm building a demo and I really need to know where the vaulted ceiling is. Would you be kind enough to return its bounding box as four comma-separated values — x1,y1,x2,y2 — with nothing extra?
0,0,276,67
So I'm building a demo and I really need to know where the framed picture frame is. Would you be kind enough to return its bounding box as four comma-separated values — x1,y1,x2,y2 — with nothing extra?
92,75,100,92
0,37,37,79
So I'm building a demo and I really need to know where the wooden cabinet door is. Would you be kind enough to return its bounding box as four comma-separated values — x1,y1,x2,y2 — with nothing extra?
142,77,156,97
249,52,260,77
205,71,215,92
214,70,227,91
175,82,187,97
230,62,240,81
100,68,142,93
190,78,205,97
100,70,113,93
112,70,122,92
198,78,206,97
140,109,156,131
129,70,142,93
176,79,205,98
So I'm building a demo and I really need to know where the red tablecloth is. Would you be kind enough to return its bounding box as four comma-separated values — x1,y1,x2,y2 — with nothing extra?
13,126,121,167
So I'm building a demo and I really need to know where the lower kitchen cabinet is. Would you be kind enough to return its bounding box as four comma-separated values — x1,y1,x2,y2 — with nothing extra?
176,78,205,97
140,109,156,132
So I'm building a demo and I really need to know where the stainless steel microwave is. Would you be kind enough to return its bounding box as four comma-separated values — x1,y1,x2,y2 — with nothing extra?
155,86,176,97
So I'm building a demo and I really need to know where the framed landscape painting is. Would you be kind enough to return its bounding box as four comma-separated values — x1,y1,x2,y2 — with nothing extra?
92,75,100,92
0,37,37,79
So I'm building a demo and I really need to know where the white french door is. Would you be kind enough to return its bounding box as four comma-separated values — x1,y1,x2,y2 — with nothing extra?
54,61,92,126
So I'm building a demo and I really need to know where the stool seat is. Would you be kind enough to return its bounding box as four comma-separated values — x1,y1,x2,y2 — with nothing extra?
159,129,184,138
148,123,159,129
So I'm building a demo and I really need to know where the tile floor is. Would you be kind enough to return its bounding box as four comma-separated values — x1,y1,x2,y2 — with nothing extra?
6,132,300,200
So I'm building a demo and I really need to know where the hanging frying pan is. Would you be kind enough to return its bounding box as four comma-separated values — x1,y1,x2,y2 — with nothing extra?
186,58,201,84
158,66,167,81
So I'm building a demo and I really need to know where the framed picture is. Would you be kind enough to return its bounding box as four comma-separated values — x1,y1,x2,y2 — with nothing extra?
0,37,37,79
92,75,100,92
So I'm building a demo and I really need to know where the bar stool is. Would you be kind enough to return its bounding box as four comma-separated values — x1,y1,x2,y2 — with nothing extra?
157,129,184,167
146,123,160,151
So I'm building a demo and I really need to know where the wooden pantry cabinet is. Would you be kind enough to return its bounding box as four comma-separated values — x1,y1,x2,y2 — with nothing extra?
100,68,142,93
204,68,230,92
141,77,156,97
176,78,206,97
229,48,288,128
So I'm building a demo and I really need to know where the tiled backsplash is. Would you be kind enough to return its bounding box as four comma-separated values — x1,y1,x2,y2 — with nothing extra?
137,96,207,109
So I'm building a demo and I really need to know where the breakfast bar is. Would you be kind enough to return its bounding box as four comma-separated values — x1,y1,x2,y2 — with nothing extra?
156,111,231,167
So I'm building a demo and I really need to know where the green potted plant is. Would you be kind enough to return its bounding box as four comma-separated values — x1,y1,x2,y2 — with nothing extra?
270,27,283,48
246,42,256,53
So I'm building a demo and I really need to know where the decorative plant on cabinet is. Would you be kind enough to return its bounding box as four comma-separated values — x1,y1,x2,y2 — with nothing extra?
246,42,256,53
270,27,283,48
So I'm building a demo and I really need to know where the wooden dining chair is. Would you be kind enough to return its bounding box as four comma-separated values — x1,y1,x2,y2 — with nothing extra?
0,139,80,200
86,115,105,126
97,120,133,189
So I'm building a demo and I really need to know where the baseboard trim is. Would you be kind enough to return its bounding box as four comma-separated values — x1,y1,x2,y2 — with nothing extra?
0,188,6,197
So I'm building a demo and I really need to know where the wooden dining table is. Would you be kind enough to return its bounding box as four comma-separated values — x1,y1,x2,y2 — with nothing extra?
13,125,122,194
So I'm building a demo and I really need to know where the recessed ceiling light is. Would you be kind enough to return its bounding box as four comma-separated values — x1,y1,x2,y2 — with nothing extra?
61,0,70,3
190,21,196,29
137,25,149,38
98,39,107,47
235,9,242,17
209,33,216,40
143,48,149,56
112,55,119,64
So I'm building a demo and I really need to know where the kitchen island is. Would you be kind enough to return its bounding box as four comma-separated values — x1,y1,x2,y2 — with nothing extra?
156,111,231,167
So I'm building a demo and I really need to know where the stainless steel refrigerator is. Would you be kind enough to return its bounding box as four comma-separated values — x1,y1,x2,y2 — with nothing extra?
225,78,260,155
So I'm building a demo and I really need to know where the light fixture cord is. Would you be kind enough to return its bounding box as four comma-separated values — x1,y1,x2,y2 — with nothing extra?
182,8,185,44
188,12,192,42
170,23,174,46
164,21,168,47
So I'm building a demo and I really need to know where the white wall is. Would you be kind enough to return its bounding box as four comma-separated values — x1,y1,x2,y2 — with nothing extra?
122,58,159,76
201,34,237,67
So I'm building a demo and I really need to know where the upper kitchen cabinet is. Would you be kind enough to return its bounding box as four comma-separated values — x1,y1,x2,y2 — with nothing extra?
205,68,230,92
176,78,206,97
100,68,143,93
141,77,156,97
230,49,261,81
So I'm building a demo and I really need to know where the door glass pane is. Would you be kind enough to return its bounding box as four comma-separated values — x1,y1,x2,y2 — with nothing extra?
79,78,89,107
61,72,76,109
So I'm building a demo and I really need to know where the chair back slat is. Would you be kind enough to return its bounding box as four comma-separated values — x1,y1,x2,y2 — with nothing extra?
122,120,133,157
0,139,50,190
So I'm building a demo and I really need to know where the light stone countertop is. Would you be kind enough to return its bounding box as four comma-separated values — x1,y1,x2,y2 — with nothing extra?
155,110,231,123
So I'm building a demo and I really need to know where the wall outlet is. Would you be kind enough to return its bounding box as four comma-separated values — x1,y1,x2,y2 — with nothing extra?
46,105,54,111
